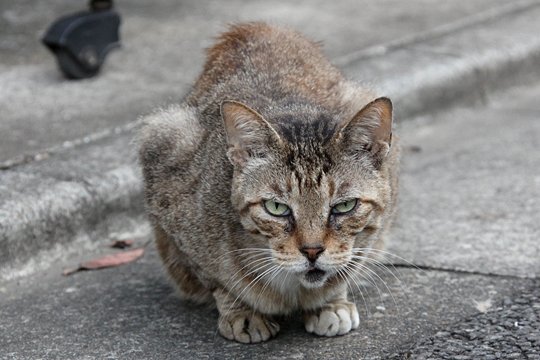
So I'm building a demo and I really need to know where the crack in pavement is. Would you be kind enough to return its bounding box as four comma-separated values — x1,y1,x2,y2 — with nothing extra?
391,263,530,281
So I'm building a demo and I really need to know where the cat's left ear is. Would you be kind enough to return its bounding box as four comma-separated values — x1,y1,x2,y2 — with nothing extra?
221,100,282,167
335,97,393,166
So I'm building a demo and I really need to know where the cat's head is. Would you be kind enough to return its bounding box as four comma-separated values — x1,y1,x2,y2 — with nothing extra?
221,98,394,289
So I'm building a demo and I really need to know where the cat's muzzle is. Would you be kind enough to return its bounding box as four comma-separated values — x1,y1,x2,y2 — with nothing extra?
304,267,326,283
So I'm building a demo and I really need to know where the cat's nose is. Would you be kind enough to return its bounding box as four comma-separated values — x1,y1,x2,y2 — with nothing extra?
300,245,325,262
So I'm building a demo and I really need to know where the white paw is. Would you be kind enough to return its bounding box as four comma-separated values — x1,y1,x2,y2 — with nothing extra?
305,302,360,337
218,312,280,343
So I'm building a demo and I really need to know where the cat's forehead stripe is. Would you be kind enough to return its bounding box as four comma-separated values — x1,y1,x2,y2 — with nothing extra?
270,183,285,197
328,178,335,197
274,112,337,145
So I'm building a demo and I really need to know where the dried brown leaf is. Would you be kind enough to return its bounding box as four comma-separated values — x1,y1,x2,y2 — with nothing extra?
63,247,145,276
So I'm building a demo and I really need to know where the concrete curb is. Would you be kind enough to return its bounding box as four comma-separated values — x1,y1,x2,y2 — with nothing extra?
0,134,147,280
342,2,540,118
2,5,540,280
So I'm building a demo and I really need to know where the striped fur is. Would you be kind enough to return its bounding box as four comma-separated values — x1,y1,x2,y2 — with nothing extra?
139,22,400,343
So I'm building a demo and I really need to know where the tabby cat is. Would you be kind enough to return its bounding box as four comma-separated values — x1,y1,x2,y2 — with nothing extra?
139,22,399,343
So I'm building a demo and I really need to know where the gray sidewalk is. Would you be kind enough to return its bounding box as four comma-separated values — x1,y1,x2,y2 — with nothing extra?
1,81,539,359
0,0,529,165
3,0,540,281
1,1,540,358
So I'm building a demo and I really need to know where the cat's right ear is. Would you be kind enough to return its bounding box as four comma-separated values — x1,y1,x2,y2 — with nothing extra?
221,100,282,167
334,97,393,168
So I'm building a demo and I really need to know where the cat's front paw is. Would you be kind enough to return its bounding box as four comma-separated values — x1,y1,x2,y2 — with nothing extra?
218,311,280,343
304,301,360,337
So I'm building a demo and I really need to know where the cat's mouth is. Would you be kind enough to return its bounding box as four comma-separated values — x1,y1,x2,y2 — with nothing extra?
304,267,326,283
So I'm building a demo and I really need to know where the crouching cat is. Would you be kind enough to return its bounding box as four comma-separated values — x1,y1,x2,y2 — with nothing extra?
139,22,399,343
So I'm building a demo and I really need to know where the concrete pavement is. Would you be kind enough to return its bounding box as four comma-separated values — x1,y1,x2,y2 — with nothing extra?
398,285,540,359
0,0,531,165
3,0,540,281
0,244,536,359
390,82,540,278
2,80,540,359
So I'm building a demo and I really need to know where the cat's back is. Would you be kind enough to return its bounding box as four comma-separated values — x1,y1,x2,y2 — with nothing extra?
188,22,346,111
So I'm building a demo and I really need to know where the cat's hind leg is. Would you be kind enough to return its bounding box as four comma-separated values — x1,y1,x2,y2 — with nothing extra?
304,292,360,337
154,224,213,304
213,288,280,343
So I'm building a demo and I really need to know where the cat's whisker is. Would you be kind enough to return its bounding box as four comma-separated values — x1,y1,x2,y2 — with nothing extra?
219,275,271,332
351,253,411,308
352,247,424,273
222,264,280,326
209,249,271,269
208,247,272,266
219,258,272,289
339,266,371,318
336,269,360,316
222,257,275,300
280,267,291,294
353,246,422,290
210,255,268,288
351,254,403,286
343,261,381,301
251,264,284,317
272,262,304,271
345,266,383,317
220,263,280,328
214,259,276,339
346,259,381,293
347,261,398,309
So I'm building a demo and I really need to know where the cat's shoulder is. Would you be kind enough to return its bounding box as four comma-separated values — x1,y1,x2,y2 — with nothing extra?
212,22,308,46
138,104,203,168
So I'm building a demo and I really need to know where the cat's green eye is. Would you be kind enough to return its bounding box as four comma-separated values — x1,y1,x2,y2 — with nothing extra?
263,199,291,217
331,199,358,215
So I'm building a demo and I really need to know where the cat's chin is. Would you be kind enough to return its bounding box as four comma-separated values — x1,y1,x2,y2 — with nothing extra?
298,268,328,289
